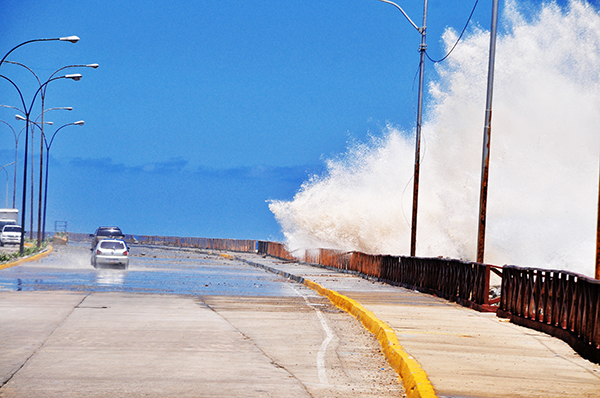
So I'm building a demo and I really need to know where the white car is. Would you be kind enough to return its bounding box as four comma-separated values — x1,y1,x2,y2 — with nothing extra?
0,225,22,246
91,239,129,269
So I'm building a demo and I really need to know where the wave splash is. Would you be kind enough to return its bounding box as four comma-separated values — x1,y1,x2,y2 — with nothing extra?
270,0,600,276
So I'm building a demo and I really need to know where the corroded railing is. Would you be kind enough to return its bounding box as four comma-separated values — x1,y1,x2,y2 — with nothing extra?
498,265,600,362
256,241,296,260
304,249,500,312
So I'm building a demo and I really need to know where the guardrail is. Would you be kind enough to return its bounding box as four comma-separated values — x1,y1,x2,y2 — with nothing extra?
68,232,257,253
301,248,500,312
498,265,600,363
257,241,296,261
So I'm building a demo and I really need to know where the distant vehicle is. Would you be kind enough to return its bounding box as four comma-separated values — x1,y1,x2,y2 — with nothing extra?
90,226,124,250
0,209,18,231
1,225,22,246
91,239,129,269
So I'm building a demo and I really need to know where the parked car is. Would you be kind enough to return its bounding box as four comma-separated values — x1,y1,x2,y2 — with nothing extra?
91,239,129,269
90,226,124,250
0,225,22,246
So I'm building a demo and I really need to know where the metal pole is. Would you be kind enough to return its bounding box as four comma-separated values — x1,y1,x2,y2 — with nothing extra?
596,159,600,279
476,0,499,264
38,98,45,245
42,150,50,242
30,121,34,239
410,0,428,257
20,120,29,253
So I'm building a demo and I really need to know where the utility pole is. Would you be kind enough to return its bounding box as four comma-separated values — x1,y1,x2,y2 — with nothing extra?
476,0,499,264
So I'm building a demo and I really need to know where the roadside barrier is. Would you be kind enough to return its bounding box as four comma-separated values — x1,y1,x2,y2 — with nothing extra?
299,248,500,312
498,265,600,363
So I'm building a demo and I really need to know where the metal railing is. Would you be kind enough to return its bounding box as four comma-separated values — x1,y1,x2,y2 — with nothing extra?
301,248,500,312
257,241,296,260
498,265,600,362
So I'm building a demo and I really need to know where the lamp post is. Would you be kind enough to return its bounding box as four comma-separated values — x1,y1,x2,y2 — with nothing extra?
15,115,55,238
2,73,82,253
41,121,84,242
0,36,79,68
375,0,428,257
0,119,21,208
476,0,499,264
3,60,97,245
0,162,15,208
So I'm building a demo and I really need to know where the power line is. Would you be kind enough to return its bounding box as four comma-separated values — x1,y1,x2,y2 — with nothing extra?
426,0,480,63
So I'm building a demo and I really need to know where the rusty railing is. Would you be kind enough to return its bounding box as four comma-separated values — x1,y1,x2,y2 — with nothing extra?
305,249,500,312
257,241,296,260
498,265,600,362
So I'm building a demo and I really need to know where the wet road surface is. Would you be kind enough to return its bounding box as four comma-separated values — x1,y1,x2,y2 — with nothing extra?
0,243,303,296
0,243,403,397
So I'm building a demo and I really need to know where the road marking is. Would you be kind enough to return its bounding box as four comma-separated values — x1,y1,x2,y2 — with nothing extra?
291,285,333,385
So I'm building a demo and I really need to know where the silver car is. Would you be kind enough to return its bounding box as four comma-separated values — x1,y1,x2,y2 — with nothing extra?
91,239,129,269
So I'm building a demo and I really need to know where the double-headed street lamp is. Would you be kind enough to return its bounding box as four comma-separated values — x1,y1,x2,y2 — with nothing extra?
376,0,428,257
3,60,97,245
1,73,82,253
41,121,84,242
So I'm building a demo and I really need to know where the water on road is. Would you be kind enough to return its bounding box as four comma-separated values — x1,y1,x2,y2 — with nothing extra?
0,242,299,296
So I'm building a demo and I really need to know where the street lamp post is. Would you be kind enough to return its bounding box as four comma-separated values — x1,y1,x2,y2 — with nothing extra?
0,117,53,209
476,0,500,264
0,36,79,68
3,60,97,245
375,0,428,257
0,162,15,208
0,119,21,208
42,121,84,242
2,73,82,253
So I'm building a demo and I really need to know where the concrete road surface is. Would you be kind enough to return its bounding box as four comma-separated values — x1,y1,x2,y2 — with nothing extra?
0,245,403,397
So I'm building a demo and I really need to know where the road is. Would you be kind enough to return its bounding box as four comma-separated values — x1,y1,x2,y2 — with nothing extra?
0,243,403,397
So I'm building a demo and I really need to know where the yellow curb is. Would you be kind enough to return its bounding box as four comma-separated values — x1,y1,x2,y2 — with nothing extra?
219,253,234,259
303,278,437,398
0,246,54,271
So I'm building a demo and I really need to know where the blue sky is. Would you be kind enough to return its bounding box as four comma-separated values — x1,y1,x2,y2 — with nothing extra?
0,0,586,241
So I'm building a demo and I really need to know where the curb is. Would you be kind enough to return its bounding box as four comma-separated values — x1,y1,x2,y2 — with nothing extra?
0,245,54,271
238,257,437,398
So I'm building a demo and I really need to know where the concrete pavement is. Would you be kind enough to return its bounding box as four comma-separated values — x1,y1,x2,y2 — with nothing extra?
234,252,600,398
0,291,402,397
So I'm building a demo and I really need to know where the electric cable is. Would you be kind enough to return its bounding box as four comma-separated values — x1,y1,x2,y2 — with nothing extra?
426,0,480,63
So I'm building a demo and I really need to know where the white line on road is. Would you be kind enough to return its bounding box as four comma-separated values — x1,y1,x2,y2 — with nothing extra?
291,285,334,385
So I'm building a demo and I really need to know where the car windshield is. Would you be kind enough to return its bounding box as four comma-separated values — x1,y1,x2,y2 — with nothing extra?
100,241,125,250
97,228,122,236
3,226,21,233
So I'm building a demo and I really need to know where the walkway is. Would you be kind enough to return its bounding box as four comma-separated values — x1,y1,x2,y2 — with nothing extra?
235,252,600,398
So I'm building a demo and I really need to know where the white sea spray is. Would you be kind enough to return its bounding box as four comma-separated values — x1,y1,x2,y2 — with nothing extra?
270,0,600,277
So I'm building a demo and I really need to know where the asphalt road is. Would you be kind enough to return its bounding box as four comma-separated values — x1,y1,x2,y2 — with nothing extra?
0,243,403,397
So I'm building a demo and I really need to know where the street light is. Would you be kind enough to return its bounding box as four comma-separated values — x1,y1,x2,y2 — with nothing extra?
0,36,79,68
42,121,85,242
375,0,428,257
0,119,21,208
476,0,500,264
2,73,82,253
0,162,15,208
4,60,97,245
